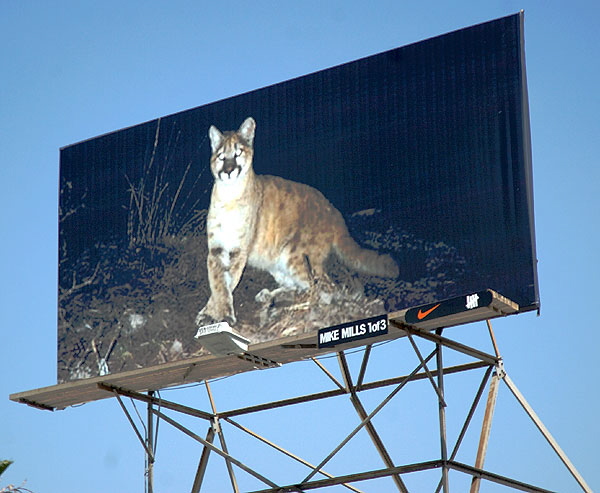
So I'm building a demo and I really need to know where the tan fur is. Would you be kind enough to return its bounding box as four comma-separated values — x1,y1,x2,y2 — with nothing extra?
196,117,399,325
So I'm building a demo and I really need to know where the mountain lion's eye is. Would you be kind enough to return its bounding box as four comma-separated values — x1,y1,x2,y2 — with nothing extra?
235,148,242,157
218,153,225,161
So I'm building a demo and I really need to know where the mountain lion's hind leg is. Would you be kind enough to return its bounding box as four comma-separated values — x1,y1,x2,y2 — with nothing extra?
255,251,329,304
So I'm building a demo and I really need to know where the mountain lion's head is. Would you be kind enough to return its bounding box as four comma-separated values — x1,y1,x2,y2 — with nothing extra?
208,117,255,184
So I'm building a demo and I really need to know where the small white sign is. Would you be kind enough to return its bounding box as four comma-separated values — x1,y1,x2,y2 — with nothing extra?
195,321,250,356
195,321,232,338
465,293,480,310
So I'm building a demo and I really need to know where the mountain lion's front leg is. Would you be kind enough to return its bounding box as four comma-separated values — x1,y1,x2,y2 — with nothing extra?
196,247,247,326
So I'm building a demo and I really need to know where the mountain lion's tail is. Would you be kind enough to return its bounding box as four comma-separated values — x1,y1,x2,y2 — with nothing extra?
334,233,399,278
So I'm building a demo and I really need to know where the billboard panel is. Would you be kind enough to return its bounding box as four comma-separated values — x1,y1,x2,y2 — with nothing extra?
58,13,538,383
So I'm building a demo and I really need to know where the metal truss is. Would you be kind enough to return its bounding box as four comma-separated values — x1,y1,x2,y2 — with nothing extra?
99,321,592,493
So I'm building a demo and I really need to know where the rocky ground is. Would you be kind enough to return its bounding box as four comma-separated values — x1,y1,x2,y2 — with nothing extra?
57,210,468,383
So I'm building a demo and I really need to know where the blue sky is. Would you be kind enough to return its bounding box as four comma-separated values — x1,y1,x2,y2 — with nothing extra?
1,1,599,492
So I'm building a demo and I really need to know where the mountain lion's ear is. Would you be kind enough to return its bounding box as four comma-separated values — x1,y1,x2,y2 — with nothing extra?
238,117,256,146
208,125,224,153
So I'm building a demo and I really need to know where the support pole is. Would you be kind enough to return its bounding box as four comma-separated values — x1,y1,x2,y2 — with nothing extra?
471,320,502,493
470,370,500,493
146,391,155,493
435,366,494,493
191,426,216,493
486,319,501,359
449,366,494,463
356,344,372,390
206,381,239,492
112,391,154,460
436,329,449,493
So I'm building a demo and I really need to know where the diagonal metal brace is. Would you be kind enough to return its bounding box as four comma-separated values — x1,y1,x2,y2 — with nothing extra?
302,349,438,484
191,426,215,493
502,374,592,493
337,352,409,493
152,408,280,489
111,390,155,462
405,330,447,407
223,416,365,493
312,357,346,391
391,321,499,365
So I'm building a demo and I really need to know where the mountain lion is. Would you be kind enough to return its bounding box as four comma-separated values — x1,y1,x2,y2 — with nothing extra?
196,117,399,326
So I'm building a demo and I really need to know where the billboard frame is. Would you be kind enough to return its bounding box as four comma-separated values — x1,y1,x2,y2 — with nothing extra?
85,319,590,493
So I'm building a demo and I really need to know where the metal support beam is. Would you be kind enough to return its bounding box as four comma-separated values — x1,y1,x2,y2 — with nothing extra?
250,460,556,493
220,361,487,419
503,374,592,493
449,365,494,462
436,329,449,493
406,330,447,407
470,319,502,493
391,321,499,365
146,391,155,493
435,365,494,493
337,352,409,493
356,344,372,390
470,369,500,493
151,408,279,489
205,381,239,492
223,416,364,493
312,357,345,391
302,349,437,484
447,461,556,493
103,320,589,493
191,427,216,493
98,383,213,421
486,319,501,358
112,391,155,461
252,460,445,493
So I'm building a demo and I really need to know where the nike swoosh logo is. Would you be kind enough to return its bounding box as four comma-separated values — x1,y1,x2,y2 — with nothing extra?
417,304,441,320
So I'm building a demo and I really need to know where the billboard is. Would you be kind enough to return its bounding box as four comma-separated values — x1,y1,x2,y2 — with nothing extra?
58,13,538,383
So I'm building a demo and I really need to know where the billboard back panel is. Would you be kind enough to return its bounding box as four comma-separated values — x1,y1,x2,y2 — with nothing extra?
58,13,538,383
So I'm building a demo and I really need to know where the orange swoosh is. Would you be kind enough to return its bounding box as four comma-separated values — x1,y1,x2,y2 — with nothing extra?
417,304,441,320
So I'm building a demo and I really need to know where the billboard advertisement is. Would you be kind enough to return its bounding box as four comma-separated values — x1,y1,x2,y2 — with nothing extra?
58,13,538,383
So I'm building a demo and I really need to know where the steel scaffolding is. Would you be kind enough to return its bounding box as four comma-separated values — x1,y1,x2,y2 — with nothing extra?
102,320,591,493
